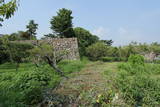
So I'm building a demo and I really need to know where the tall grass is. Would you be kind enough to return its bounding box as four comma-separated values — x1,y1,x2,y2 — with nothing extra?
116,56,160,106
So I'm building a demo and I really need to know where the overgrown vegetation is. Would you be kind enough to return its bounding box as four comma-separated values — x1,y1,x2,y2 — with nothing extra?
1,5,160,106
116,55,160,106
0,59,87,106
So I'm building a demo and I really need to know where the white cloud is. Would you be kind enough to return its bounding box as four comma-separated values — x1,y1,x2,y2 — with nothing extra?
92,26,110,40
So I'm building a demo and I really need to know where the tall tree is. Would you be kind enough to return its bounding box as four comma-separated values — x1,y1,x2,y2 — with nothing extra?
50,8,75,38
74,27,99,56
26,20,38,40
0,0,19,26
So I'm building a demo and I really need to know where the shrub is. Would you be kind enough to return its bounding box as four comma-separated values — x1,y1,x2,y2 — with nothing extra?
0,60,88,106
128,54,144,66
116,74,160,106
101,57,127,62
13,68,51,104
74,27,99,57
154,60,160,64
86,42,108,61
7,42,34,62
117,59,160,106
0,39,10,64
100,57,115,62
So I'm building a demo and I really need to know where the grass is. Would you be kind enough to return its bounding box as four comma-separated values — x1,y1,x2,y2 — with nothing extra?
0,62,34,73
115,62,160,106
0,59,88,106
45,61,127,106
1,59,160,106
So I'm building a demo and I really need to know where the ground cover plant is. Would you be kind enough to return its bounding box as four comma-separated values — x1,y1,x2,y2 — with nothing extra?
0,59,87,106
116,55,160,106
1,3,160,106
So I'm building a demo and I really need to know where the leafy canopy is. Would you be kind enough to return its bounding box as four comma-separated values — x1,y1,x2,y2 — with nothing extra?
86,42,108,60
0,0,19,26
50,8,75,38
74,27,99,56
26,20,38,40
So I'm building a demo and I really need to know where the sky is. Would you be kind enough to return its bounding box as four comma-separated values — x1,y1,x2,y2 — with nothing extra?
1,0,160,46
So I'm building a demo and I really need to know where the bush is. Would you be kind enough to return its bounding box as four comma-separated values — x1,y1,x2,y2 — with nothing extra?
128,54,144,66
0,59,88,106
117,60,160,106
0,68,52,106
14,68,51,104
7,42,34,63
116,74,160,106
100,57,115,62
86,42,108,61
101,57,127,62
0,39,10,64
154,60,160,64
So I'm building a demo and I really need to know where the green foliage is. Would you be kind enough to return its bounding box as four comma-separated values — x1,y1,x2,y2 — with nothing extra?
0,38,10,63
7,42,33,63
0,67,51,105
14,68,51,104
30,43,68,67
100,40,113,46
26,20,38,40
101,57,127,62
154,59,160,64
128,54,144,66
117,61,160,106
117,73,160,106
50,8,75,38
0,0,18,26
58,59,88,74
74,27,99,56
0,60,87,106
150,42,160,55
94,90,115,106
44,33,56,38
8,31,33,40
0,37,34,64
86,42,108,60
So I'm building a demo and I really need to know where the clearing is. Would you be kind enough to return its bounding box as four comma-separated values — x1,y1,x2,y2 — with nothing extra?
43,62,126,106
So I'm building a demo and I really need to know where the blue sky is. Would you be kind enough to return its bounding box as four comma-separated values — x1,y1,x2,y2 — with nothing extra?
1,0,160,46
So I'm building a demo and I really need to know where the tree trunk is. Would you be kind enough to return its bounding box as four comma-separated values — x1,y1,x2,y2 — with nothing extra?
45,56,64,76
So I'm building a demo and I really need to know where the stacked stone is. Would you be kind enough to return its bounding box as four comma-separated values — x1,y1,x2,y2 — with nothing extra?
15,38,80,60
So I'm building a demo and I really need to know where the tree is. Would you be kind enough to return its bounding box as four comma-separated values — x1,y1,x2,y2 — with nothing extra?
0,37,10,63
43,33,56,38
6,42,33,71
30,43,68,76
100,40,113,46
50,8,75,38
8,33,20,41
86,42,108,61
150,42,160,55
0,0,19,26
26,20,38,40
74,27,99,56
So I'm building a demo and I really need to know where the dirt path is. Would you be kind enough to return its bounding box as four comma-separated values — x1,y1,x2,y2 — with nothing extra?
43,62,120,107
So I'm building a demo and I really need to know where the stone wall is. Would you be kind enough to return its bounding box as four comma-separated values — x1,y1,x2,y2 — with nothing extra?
45,38,80,60
144,52,160,61
17,38,80,60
